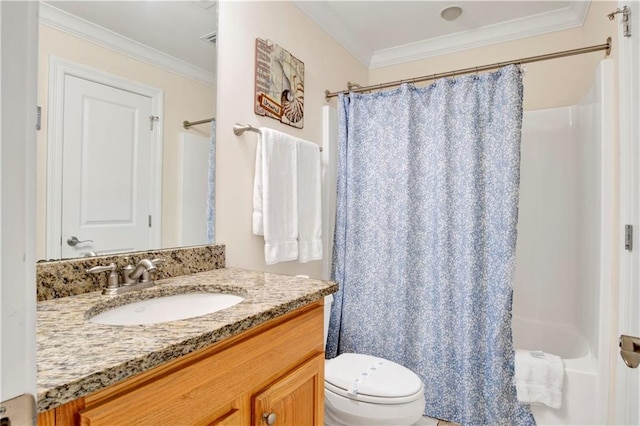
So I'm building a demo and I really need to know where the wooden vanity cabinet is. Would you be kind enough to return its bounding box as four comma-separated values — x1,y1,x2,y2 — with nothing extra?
253,354,324,426
38,301,325,426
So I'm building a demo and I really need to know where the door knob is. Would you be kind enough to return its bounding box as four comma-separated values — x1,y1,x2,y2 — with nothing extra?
67,236,93,247
263,412,276,425
619,335,640,368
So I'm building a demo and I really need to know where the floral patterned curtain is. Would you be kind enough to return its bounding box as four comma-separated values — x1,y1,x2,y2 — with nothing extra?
326,65,535,425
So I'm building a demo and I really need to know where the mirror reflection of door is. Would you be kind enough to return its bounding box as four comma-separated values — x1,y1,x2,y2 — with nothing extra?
60,73,158,258
46,57,164,259
38,1,217,260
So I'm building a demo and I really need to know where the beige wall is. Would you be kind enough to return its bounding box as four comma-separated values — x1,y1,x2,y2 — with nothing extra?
37,24,216,259
215,1,368,278
370,1,617,111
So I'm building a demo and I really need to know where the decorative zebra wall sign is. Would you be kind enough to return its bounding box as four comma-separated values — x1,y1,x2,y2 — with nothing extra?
255,38,304,129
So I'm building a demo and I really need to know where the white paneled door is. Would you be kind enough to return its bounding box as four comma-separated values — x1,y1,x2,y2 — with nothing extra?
60,75,154,258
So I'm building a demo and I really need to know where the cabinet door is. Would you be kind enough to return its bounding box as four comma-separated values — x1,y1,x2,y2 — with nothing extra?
253,354,324,426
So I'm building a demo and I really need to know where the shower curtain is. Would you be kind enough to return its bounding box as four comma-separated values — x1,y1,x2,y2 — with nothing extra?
326,65,534,425
206,118,216,243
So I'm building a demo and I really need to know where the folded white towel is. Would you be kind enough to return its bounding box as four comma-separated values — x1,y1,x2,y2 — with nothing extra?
297,139,323,263
253,128,298,265
514,349,565,409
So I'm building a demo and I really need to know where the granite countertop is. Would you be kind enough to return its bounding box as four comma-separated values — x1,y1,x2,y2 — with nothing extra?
37,267,338,413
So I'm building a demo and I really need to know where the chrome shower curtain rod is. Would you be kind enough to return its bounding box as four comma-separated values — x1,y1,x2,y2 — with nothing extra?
324,37,612,101
183,117,215,129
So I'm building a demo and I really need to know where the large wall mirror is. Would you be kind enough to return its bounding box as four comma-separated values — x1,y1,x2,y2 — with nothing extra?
37,1,217,260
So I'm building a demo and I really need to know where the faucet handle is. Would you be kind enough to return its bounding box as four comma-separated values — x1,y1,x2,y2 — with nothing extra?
151,258,166,266
87,263,116,274
87,263,119,289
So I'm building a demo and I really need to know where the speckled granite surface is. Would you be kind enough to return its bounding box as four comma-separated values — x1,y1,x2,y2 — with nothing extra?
37,245,225,301
37,267,337,413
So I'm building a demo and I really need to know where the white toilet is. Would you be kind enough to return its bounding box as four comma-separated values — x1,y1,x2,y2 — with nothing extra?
323,295,426,426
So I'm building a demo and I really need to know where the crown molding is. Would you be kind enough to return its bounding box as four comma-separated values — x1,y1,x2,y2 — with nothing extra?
292,0,373,68
39,2,216,87
570,0,591,25
370,2,591,69
295,0,591,70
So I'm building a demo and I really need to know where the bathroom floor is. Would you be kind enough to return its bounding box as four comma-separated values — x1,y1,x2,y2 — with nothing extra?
414,416,460,426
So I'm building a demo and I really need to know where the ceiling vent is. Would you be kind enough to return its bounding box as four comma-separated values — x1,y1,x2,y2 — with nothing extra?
200,31,217,45
193,1,217,10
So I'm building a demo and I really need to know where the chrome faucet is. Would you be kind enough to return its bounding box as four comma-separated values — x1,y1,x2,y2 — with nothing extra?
87,258,165,296
129,258,156,281
122,258,161,284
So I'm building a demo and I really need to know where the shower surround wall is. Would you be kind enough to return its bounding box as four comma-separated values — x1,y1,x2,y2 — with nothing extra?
512,60,614,425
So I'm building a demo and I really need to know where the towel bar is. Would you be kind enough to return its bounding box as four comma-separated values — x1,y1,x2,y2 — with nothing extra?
233,123,322,152
233,123,260,136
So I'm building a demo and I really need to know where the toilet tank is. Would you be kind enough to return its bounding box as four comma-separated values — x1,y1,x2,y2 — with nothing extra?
324,294,334,347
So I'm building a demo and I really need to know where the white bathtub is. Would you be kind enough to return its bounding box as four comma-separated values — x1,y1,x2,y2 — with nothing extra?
513,59,614,425
513,316,599,425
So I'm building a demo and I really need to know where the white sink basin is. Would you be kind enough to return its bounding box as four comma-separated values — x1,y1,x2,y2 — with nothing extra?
89,293,244,326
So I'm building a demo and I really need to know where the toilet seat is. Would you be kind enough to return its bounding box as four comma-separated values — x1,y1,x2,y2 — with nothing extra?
325,381,424,404
324,353,426,426
324,353,424,404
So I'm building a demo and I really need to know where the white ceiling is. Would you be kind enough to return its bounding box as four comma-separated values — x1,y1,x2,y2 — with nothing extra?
41,1,217,74
40,1,590,75
293,1,590,68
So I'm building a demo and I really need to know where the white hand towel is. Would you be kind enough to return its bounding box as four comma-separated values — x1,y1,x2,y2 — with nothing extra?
252,135,264,236
253,128,299,265
297,139,323,263
514,349,565,409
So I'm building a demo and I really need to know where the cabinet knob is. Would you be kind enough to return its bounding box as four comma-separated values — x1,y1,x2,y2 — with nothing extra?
263,412,277,425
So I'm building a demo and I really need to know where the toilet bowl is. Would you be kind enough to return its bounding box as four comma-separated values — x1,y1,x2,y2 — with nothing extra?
323,295,426,426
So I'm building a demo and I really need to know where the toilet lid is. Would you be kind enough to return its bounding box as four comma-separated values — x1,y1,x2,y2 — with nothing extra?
325,353,424,400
